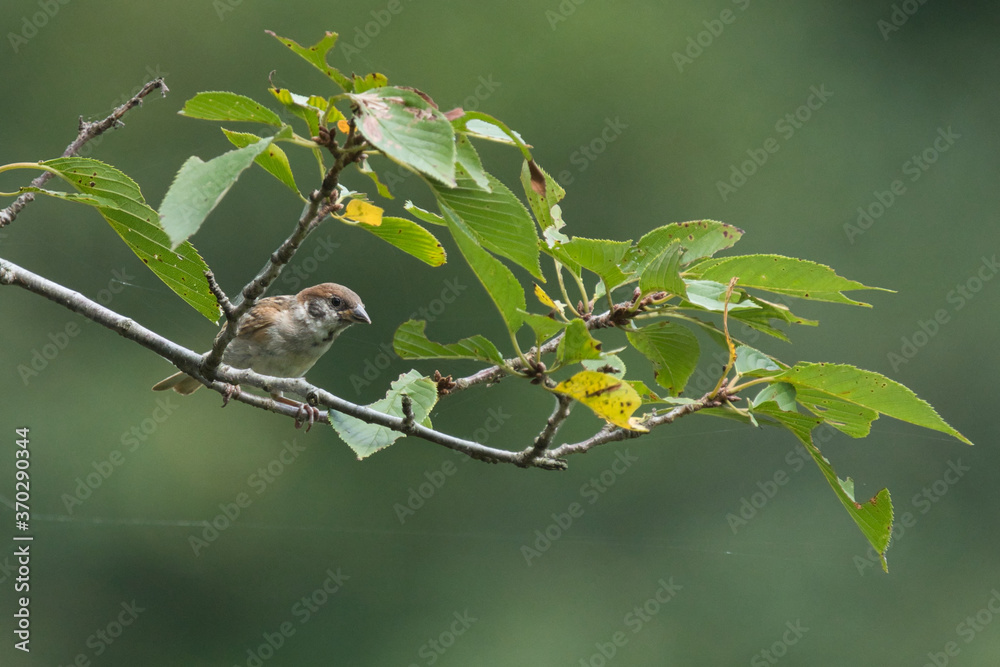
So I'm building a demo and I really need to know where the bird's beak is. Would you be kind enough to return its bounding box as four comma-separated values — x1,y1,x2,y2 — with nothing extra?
349,305,371,325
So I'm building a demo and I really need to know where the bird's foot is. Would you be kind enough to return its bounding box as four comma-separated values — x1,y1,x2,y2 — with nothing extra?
221,383,242,406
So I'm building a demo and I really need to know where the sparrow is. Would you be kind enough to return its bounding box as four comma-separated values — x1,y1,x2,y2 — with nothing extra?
152,283,370,426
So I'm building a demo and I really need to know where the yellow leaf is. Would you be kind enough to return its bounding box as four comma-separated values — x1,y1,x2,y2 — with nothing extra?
345,200,383,226
534,282,565,315
552,371,647,431
534,283,555,308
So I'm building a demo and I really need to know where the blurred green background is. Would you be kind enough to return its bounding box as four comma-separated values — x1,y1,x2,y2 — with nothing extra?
2,1,998,665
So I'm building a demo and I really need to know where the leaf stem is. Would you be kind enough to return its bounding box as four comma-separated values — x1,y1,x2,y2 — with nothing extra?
554,258,581,317
710,277,740,398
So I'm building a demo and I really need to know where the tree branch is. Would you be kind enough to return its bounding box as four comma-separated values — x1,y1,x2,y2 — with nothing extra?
517,393,573,466
0,256,568,470
0,78,168,228
447,303,632,394
546,393,727,459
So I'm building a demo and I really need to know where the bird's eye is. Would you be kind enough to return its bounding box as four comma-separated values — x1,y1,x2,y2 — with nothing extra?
330,296,343,308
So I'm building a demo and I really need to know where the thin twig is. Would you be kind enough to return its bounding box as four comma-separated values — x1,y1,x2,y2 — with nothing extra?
517,393,573,465
448,301,630,394
546,392,727,459
205,271,236,320
0,78,168,228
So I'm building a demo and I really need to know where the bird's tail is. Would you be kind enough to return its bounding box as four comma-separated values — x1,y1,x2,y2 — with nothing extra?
151,371,203,395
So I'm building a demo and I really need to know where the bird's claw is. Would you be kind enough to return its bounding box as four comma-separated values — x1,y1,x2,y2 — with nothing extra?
221,383,242,406
294,403,321,432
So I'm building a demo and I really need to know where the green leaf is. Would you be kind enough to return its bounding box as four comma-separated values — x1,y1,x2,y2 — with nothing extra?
222,129,299,195
357,159,394,199
630,381,699,406
453,112,531,159
729,296,817,343
692,254,891,306
352,216,445,267
393,320,503,364
556,319,603,365
626,321,700,395
629,220,744,271
683,280,760,312
404,201,445,226
519,311,567,341
265,30,353,91
350,86,457,186
734,345,782,376
776,362,972,444
520,159,565,232
442,205,525,333
551,370,645,431
40,157,219,322
639,240,686,298
158,136,276,248
755,403,894,572
179,92,282,126
582,354,627,378
18,186,118,208
268,87,324,137
431,167,541,278
329,370,438,459
455,134,490,191
794,388,879,438
551,237,632,289
751,382,796,410
353,72,389,92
